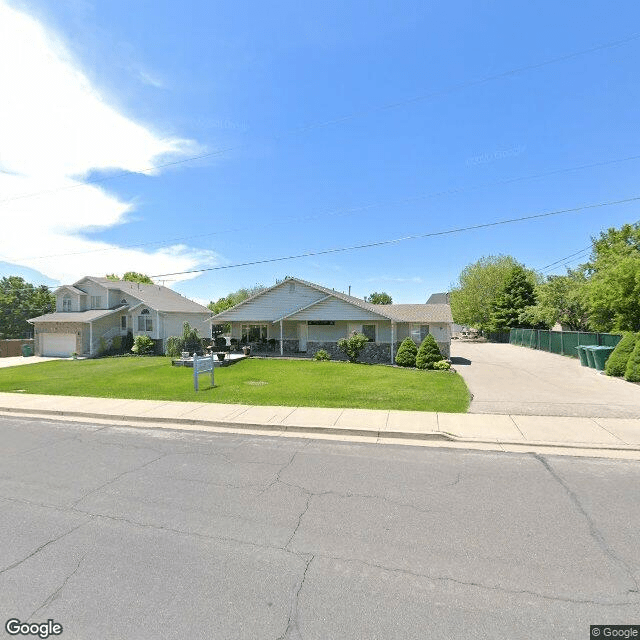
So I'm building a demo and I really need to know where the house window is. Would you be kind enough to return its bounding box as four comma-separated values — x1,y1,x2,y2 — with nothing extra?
121,316,127,330
411,324,429,343
90,296,102,308
137,309,153,332
362,324,376,342
241,324,267,342
62,296,71,311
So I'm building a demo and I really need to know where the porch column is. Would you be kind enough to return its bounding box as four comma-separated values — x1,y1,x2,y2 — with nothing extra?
390,322,396,364
280,320,283,356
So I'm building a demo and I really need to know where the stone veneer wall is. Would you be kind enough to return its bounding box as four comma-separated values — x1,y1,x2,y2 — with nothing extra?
276,339,450,363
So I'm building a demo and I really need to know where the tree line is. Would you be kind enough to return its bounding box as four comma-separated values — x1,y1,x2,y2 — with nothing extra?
450,222,640,334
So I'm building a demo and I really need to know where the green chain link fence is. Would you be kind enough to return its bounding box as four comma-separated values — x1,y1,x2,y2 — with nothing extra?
509,328,622,357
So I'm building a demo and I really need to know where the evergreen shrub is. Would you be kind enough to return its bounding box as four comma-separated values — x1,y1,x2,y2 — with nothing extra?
605,333,637,377
624,338,640,383
395,337,417,367
416,334,443,370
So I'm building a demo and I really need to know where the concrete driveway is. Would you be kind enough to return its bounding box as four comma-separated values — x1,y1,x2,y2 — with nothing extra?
0,356,65,369
450,341,640,418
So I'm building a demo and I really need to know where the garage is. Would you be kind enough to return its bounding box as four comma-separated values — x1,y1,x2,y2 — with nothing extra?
41,333,76,357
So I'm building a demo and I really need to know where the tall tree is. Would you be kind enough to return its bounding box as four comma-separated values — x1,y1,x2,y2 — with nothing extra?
583,224,640,332
491,265,536,330
0,276,55,338
519,270,590,331
208,284,266,315
364,291,392,304
449,255,533,333
105,272,154,284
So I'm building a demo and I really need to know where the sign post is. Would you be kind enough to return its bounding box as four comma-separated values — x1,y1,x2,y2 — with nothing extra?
193,352,214,391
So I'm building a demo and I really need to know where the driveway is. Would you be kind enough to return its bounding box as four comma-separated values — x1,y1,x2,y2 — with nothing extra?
0,356,65,369
450,341,640,418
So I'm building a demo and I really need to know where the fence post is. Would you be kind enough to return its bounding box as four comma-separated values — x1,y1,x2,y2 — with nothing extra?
560,331,564,356
210,352,215,388
193,353,199,391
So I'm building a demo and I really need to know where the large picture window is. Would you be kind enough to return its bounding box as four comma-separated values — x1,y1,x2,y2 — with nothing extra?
137,309,153,332
241,324,267,342
362,324,376,342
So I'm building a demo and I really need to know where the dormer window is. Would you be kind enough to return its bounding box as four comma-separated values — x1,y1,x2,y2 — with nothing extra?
121,299,127,305
62,296,71,312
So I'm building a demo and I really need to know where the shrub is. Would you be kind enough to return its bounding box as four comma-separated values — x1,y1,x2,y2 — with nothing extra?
395,337,418,367
164,322,204,357
314,349,331,361
605,333,637,377
111,336,122,352
337,332,369,363
624,338,640,382
433,359,451,371
416,334,443,370
131,335,154,355
122,331,134,353
165,336,182,358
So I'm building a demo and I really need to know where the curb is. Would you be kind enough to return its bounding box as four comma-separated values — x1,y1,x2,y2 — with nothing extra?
2,405,639,454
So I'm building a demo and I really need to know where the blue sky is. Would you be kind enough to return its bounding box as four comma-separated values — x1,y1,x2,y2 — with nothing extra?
1,0,639,304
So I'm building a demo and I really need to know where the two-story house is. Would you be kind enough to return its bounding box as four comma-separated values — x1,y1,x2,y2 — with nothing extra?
29,277,211,357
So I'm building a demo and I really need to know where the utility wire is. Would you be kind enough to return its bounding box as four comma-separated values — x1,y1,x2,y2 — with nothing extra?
0,30,638,207
150,195,640,278
7,151,640,263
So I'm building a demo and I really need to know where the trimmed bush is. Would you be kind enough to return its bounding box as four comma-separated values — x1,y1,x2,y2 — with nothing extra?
313,349,331,361
165,336,182,358
337,333,369,363
395,337,417,367
624,338,640,382
131,335,154,355
164,322,204,357
605,333,637,377
416,334,443,370
433,360,451,371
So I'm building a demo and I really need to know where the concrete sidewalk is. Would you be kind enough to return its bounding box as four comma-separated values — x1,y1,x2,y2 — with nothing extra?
1,392,640,459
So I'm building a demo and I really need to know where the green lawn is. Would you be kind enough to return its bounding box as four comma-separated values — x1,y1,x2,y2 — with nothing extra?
0,357,470,412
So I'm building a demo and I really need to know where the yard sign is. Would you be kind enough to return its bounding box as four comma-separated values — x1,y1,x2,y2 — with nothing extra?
193,353,214,391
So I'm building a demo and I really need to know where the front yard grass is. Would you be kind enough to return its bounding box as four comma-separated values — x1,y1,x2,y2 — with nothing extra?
0,357,470,412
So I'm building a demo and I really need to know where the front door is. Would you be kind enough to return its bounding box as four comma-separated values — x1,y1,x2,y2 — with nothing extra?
298,322,308,352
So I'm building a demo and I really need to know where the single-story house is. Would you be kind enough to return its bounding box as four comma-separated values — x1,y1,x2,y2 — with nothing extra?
209,277,453,364
29,277,211,357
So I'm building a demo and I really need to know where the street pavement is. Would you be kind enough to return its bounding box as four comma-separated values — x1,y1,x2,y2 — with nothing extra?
450,341,640,418
0,415,638,639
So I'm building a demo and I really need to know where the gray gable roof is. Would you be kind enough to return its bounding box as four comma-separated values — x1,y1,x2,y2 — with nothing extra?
211,277,453,324
29,307,125,324
77,277,210,313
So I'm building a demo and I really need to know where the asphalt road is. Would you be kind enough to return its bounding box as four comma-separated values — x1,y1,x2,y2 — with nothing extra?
451,341,640,417
1,416,639,639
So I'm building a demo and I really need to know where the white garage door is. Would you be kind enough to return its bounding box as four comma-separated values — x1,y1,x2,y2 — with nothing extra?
42,333,76,357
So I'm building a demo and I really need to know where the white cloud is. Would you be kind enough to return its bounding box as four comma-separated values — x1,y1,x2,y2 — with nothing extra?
0,1,215,285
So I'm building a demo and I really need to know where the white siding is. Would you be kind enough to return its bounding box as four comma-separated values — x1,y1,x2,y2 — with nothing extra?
215,282,327,321
162,313,211,341
287,296,385,322
307,321,349,341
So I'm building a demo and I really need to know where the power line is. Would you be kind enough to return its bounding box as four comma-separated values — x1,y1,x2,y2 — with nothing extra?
0,30,638,207
8,151,640,263
150,194,640,278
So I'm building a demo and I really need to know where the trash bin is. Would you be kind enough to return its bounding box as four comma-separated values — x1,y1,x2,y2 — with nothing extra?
575,345,589,367
582,345,597,369
21,344,33,357
591,346,616,372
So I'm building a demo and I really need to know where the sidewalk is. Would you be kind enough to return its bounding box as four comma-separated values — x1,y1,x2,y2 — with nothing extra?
1,392,639,460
